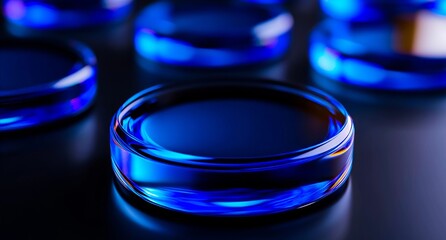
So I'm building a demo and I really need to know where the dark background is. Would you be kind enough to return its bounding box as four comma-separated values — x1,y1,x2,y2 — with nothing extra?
1,1,446,239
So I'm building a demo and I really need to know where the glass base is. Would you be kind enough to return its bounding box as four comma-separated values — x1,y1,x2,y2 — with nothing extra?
112,158,352,216
0,84,96,132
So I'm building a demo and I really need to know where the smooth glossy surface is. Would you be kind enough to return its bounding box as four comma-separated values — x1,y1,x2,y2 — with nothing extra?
0,39,97,131
135,2,293,68
3,0,133,29
134,99,330,158
309,16,446,90
111,182,352,239
111,80,354,216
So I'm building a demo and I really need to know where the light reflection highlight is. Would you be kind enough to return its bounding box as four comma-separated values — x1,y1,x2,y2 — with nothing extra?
54,66,95,89
103,0,133,9
0,39,97,132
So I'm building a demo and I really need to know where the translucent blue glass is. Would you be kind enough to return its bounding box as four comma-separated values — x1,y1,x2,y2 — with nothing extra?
309,17,446,90
134,2,293,68
3,0,133,29
110,80,354,216
319,0,441,22
0,38,97,132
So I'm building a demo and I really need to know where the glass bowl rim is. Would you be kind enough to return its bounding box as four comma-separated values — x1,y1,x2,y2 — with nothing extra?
111,79,354,171
0,37,96,100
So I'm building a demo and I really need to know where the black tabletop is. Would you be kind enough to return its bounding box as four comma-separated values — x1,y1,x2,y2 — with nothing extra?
1,1,446,239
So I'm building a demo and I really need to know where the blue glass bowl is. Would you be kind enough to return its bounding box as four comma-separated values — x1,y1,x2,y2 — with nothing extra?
134,2,293,68
110,79,354,216
0,38,97,132
309,18,446,90
3,0,133,29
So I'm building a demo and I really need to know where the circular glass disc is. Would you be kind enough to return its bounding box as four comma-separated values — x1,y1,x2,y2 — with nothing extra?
111,79,354,216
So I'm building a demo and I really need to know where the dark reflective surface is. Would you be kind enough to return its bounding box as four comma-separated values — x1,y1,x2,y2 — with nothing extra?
2,0,446,239
109,181,352,240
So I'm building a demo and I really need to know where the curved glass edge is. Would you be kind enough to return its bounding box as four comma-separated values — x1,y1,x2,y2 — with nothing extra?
0,75,96,132
111,80,353,169
319,0,434,22
0,40,96,98
111,180,352,238
134,29,291,68
110,80,355,216
134,3,293,68
110,138,353,216
308,22,446,91
0,39,98,131
3,0,133,29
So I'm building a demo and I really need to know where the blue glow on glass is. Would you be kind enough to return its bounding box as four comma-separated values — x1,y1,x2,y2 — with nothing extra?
110,80,354,216
3,0,133,29
320,0,431,22
112,181,353,239
0,39,97,132
438,0,446,12
0,116,22,125
343,59,385,84
112,186,168,235
135,2,292,68
0,84,96,131
309,19,446,90
309,43,343,79
134,30,158,59
428,0,446,15
135,30,196,64
24,4,58,26
321,0,362,20
320,0,385,21
330,38,367,55
214,199,268,208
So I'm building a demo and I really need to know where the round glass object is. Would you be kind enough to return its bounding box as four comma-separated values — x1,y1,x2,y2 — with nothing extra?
3,0,133,29
309,16,446,91
110,79,354,216
134,2,293,68
0,38,97,132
